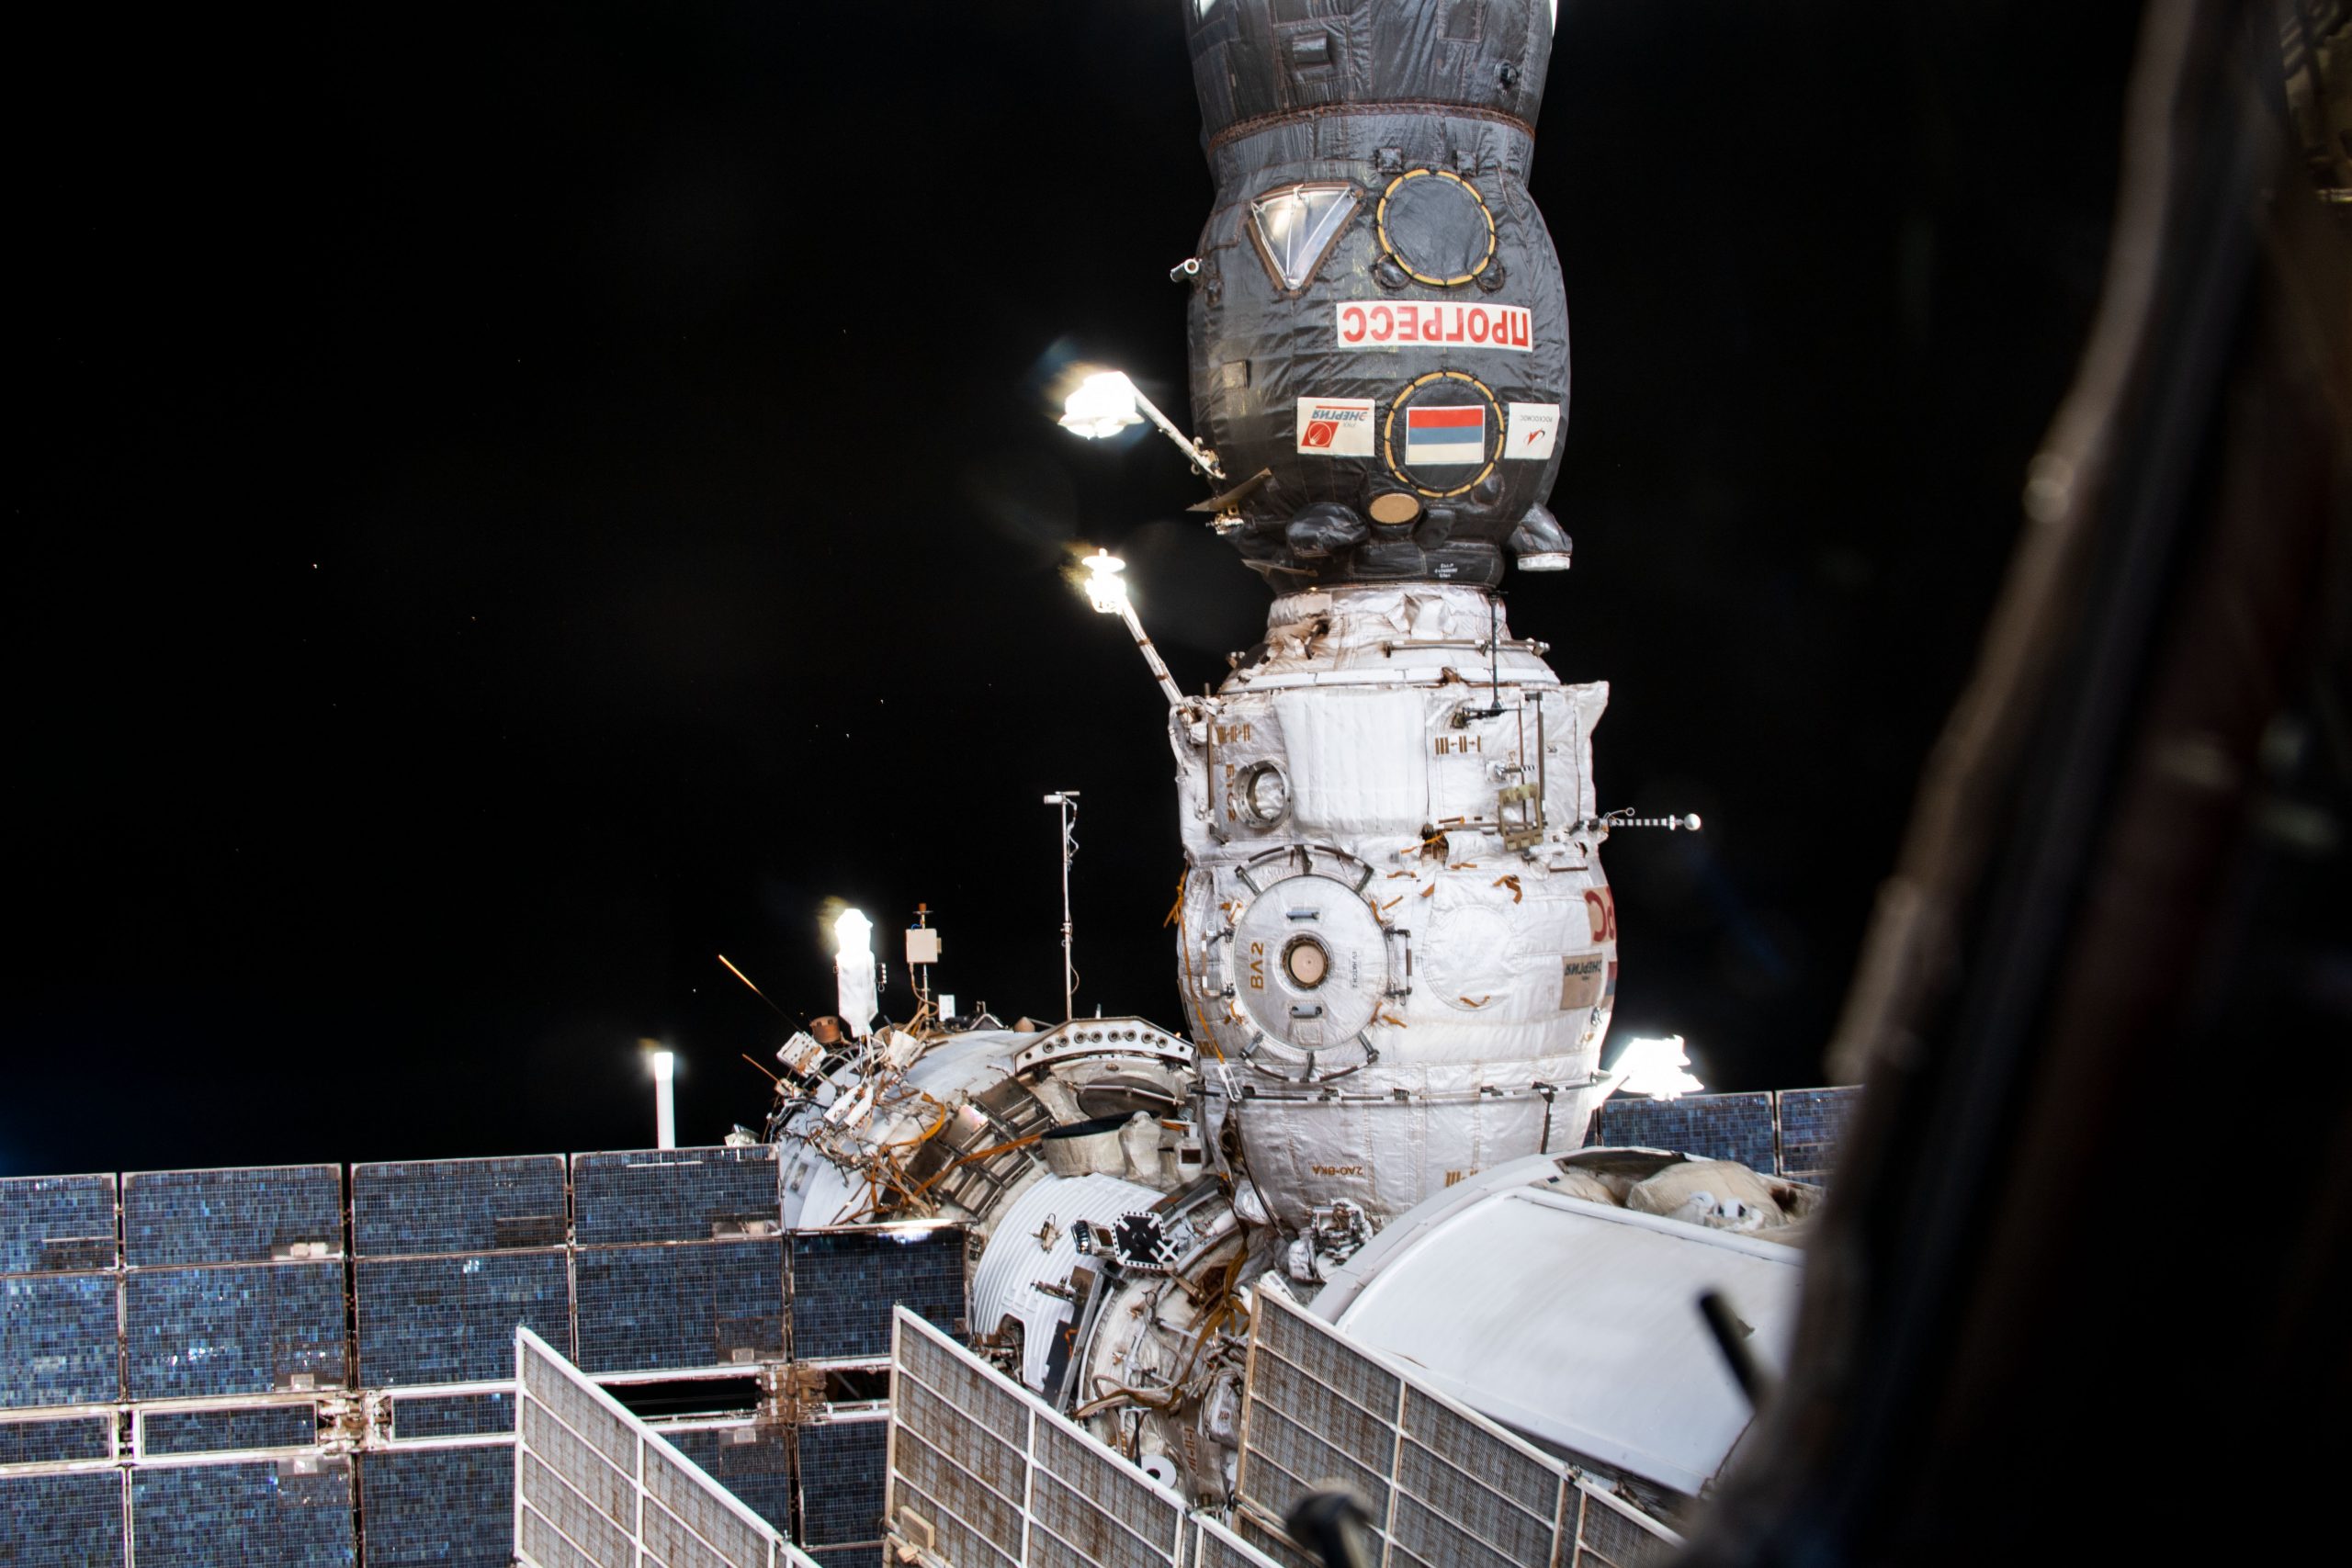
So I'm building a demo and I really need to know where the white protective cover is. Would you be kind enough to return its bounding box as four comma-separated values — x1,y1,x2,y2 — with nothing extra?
967,1170,1162,1392
1312,1157,1803,1496
1171,584,1619,1224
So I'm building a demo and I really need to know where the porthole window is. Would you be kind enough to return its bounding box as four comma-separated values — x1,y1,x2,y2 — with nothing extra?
1247,184,1359,291
1234,760,1290,826
1374,169,1497,287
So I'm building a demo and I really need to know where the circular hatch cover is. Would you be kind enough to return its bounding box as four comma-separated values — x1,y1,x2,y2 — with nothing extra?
1230,873,1389,1049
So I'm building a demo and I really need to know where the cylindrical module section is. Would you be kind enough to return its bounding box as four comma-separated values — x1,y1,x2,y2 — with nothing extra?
1170,586,1617,1226
1180,0,1573,588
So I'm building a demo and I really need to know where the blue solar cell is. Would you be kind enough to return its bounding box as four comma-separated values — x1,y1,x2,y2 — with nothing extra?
1587,1091,1778,1172
573,1237,784,1372
572,1145,778,1245
0,1412,111,1464
0,1173,118,1274
360,1445,514,1568
124,1260,346,1400
788,1228,966,1361
796,1419,888,1547
143,1404,318,1457
351,1156,568,1257
1777,1086,1862,1180
0,1471,124,1567
390,1391,514,1441
130,1460,355,1568
355,1250,571,1388
1,1271,120,1408
664,1425,795,1538
122,1166,343,1269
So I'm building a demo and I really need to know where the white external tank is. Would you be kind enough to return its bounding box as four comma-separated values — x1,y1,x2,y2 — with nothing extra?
1171,581,1618,1226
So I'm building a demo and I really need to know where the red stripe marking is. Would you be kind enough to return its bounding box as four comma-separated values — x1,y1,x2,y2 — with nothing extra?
1407,406,1483,429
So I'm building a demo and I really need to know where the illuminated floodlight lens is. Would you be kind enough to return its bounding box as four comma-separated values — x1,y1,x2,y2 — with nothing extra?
833,908,873,958
1059,372,1142,439
1614,1034,1704,1100
1081,547,1129,615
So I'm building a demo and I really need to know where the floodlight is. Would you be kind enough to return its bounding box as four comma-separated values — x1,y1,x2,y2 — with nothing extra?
1059,372,1143,439
644,1043,677,1150
1055,367,1224,479
1081,547,1129,615
1614,1034,1705,1100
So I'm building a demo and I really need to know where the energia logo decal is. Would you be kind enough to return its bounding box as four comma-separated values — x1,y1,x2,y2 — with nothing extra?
1295,397,1375,457
1335,300,1532,351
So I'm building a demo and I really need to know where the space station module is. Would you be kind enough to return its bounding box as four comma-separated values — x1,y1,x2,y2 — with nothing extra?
1166,0,1611,1228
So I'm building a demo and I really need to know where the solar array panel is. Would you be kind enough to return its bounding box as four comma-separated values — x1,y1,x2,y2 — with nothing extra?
669,1423,798,1538
130,1457,356,1567
141,1403,318,1457
1,1147,968,1564
573,1145,781,1245
0,1411,112,1465
356,1248,573,1387
0,1172,118,1273
353,1155,569,1256
1775,1086,1863,1182
512,1325,820,1568
1238,1292,1682,1568
0,1470,124,1566
574,1236,786,1373
1,1269,119,1408
1586,1084,1865,1179
888,1307,1190,1568
789,1227,967,1360
121,1164,343,1269
795,1417,888,1551
125,1258,347,1398
387,1389,514,1442
361,1444,516,1568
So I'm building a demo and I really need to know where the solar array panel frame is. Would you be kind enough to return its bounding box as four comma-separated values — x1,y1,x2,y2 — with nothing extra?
1193,1512,1295,1568
1583,1086,1867,1181
1236,1292,1684,1568
885,1306,1190,1568
1775,1085,1863,1182
668,1419,798,1540
512,1323,821,1568
1585,1091,1778,1173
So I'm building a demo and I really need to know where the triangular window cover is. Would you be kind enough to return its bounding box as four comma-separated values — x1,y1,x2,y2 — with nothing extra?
1249,184,1358,290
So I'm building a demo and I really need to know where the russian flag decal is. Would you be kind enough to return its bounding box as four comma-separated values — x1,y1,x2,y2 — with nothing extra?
1403,404,1485,466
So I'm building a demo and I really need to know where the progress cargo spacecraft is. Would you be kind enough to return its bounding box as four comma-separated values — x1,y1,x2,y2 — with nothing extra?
769,0,1805,1523
1163,0,1641,1230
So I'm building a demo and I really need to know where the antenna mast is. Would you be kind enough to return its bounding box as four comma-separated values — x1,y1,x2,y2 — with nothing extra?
1043,792,1080,1021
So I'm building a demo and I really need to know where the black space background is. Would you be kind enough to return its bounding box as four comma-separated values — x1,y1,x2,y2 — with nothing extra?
4,1,2146,1175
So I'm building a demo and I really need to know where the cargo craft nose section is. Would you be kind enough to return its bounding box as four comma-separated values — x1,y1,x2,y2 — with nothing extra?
1180,0,1572,586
